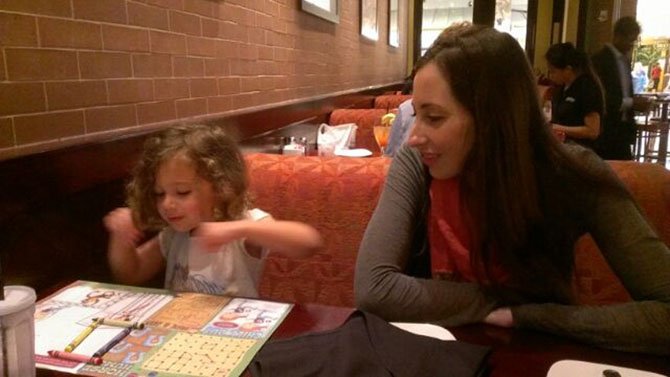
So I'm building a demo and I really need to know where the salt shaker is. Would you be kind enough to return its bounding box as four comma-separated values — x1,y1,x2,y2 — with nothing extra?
282,137,306,156
299,137,308,155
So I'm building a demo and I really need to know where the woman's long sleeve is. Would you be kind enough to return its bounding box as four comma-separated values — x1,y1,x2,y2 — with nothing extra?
514,157,670,355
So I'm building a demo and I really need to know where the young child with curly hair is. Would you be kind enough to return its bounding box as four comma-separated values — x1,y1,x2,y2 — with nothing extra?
104,124,322,297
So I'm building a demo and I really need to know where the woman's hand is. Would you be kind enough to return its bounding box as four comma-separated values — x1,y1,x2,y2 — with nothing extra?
551,124,567,142
103,207,141,248
483,307,514,328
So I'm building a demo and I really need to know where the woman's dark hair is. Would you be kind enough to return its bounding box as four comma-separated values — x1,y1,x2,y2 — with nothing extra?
545,42,605,108
415,23,629,303
545,42,587,71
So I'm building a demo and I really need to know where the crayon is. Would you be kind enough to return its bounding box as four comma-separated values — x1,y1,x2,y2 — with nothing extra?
92,317,145,330
92,327,131,358
48,350,102,365
64,318,101,352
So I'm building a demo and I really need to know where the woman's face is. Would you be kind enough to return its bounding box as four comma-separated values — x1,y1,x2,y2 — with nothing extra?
408,62,474,179
547,63,570,85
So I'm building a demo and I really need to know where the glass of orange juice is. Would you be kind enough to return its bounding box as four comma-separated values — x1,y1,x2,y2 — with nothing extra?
373,125,390,155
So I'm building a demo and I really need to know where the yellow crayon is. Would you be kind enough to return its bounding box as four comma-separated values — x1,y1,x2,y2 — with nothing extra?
64,318,101,353
92,317,145,330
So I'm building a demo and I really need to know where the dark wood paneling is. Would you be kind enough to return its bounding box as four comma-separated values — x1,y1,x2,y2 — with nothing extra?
577,0,590,50
473,0,495,26
525,0,539,64
412,0,423,66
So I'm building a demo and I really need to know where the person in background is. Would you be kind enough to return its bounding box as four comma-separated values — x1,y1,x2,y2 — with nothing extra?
104,125,321,297
650,62,662,91
591,17,641,160
354,23,670,355
545,42,605,151
384,98,415,157
385,70,417,157
631,62,649,94
400,74,413,95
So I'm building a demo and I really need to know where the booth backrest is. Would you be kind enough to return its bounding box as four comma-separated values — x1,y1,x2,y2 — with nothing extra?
374,94,412,109
573,161,670,304
246,153,391,307
329,108,388,153
246,154,669,307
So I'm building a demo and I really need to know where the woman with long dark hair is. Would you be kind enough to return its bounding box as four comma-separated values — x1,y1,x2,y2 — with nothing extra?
354,23,670,355
545,42,605,152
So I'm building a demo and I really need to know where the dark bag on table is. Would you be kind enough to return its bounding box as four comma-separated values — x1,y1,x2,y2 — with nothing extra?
249,310,490,377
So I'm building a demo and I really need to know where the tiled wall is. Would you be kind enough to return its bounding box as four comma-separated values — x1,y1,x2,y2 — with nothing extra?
0,0,407,158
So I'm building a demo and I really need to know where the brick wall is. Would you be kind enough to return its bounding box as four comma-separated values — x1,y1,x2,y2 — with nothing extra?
0,0,407,159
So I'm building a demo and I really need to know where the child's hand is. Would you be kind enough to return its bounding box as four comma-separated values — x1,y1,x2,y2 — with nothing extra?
103,207,142,248
192,221,244,253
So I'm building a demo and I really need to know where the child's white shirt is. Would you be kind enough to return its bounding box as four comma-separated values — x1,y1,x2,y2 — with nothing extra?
159,208,270,297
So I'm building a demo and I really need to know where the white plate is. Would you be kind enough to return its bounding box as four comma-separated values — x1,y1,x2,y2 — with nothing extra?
390,322,456,341
334,148,373,157
547,360,667,377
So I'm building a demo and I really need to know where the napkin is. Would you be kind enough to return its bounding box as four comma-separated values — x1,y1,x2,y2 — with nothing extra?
317,123,357,153
249,310,490,377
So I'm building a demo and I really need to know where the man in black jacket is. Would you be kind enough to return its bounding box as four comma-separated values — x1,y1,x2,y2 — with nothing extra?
592,17,641,160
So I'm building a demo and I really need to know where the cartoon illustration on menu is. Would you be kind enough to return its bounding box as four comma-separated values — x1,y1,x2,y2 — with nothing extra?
81,290,118,307
203,298,290,339
217,299,256,321
35,301,72,321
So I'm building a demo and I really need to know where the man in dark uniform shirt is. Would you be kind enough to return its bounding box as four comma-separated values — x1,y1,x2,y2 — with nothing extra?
591,17,641,160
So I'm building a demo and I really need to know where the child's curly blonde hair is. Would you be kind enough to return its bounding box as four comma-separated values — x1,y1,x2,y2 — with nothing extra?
127,124,250,231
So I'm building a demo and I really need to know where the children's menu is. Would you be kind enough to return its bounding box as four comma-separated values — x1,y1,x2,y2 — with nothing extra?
34,280,292,377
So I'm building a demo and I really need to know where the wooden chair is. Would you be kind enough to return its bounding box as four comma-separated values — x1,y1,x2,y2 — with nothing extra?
633,95,666,163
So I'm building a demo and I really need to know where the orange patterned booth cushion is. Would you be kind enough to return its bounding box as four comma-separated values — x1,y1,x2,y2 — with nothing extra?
573,161,670,304
373,94,412,109
246,153,391,307
329,108,388,153
246,153,668,308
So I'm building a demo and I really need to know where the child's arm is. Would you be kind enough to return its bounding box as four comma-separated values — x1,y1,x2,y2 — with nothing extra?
104,207,165,285
194,217,322,258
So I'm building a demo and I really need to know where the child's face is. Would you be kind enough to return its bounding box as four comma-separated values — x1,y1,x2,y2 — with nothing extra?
154,153,217,232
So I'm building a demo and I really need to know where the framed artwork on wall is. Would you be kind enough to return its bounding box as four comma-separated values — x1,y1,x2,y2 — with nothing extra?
388,0,399,47
360,0,379,41
301,0,339,24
